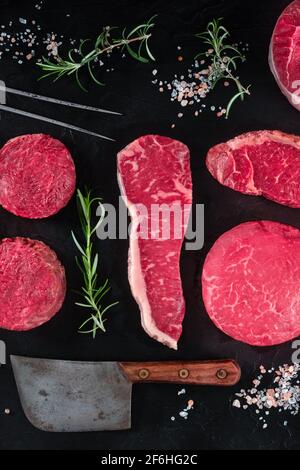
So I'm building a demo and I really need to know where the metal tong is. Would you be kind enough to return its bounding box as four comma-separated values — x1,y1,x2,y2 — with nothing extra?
0,82,121,141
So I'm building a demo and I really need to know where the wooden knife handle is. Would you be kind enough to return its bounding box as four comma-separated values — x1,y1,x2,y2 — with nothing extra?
119,360,240,386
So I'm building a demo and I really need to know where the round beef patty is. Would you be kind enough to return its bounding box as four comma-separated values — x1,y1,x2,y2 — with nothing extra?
0,134,76,218
202,221,300,346
0,237,66,331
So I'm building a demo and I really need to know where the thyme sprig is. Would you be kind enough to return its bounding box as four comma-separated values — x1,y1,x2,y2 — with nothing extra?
195,18,250,118
37,16,156,91
72,189,118,337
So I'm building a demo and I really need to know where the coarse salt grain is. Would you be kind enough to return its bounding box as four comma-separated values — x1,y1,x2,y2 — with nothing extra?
232,399,241,408
187,400,194,410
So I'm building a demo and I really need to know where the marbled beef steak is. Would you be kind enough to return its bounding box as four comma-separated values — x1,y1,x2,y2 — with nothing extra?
202,221,300,346
0,133,76,218
0,237,66,331
269,0,300,111
117,135,192,349
206,130,300,207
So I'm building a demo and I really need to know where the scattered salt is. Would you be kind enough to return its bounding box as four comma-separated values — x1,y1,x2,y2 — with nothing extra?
233,363,300,428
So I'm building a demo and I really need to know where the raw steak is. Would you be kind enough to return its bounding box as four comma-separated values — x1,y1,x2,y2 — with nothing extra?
202,221,300,346
117,135,192,349
269,0,300,111
0,134,76,218
0,237,66,331
206,130,300,207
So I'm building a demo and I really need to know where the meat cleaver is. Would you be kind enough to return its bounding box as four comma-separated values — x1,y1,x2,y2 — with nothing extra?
11,355,240,432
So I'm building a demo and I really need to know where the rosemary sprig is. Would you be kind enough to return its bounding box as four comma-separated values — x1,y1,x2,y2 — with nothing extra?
72,188,118,337
195,18,250,118
37,16,156,91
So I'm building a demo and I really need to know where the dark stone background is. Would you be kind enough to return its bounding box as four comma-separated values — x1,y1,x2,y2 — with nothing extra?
0,0,299,450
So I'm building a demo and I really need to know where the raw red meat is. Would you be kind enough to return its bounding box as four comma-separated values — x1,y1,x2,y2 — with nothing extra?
206,130,300,208
269,0,300,111
0,237,66,331
117,135,192,349
0,134,76,218
202,221,300,346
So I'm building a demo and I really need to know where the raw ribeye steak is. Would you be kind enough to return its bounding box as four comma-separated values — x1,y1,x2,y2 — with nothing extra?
117,135,192,349
202,221,300,346
206,130,300,207
0,134,76,218
0,237,66,331
269,0,300,110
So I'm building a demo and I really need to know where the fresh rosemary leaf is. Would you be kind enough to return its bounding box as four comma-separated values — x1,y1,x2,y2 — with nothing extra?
226,86,251,118
73,188,118,336
71,231,85,256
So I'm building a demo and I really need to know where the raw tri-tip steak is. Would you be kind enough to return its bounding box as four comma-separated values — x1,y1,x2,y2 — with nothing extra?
202,221,300,346
206,130,300,207
0,237,66,331
269,0,300,110
117,135,192,349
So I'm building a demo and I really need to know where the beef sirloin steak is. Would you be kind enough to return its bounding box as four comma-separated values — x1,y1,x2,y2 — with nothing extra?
202,221,300,346
0,134,76,218
117,135,192,349
0,237,66,331
206,130,300,207
269,0,300,111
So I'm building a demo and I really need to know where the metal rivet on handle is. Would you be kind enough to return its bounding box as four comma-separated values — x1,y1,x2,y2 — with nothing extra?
179,368,189,379
139,369,149,379
216,369,228,379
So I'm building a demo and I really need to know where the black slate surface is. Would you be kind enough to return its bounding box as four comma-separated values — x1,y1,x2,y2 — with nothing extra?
0,0,299,450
